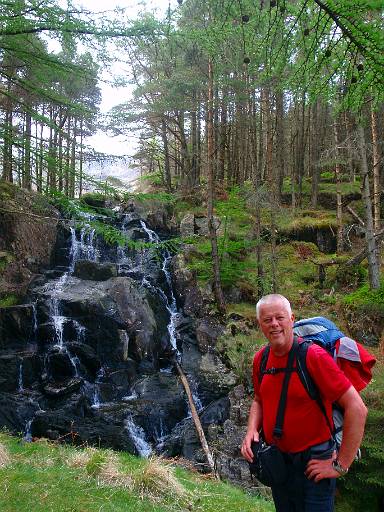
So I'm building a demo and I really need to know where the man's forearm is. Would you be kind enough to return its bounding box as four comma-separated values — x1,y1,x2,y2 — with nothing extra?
337,387,368,469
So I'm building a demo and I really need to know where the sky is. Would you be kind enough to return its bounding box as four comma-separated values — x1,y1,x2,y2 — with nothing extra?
77,0,173,157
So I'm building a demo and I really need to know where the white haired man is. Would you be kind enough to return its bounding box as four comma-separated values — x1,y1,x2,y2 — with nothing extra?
241,294,367,511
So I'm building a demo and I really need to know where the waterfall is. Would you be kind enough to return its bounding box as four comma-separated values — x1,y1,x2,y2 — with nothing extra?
140,221,180,356
91,367,105,409
23,419,33,442
18,361,24,392
45,273,68,348
69,224,99,271
125,415,152,457
13,208,211,461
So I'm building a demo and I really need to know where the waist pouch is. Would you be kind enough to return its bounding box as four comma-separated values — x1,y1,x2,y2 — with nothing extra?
249,438,335,487
249,439,288,487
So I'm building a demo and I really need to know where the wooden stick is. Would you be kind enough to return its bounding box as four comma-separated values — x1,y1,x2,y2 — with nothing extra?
175,362,218,478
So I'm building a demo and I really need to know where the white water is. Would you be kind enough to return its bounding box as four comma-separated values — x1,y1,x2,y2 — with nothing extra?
125,415,152,457
91,367,105,408
18,361,24,392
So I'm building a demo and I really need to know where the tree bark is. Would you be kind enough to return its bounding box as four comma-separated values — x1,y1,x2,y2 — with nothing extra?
333,119,343,254
207,58,226,315
371,108,381,233
357,124,380,289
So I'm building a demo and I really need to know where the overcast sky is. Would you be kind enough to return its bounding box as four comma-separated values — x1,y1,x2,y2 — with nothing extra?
77,0,172,157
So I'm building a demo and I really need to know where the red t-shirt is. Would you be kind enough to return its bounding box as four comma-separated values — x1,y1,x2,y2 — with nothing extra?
253,343,351,453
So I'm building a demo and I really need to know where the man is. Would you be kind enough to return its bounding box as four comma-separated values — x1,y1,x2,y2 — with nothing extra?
241,294,368,512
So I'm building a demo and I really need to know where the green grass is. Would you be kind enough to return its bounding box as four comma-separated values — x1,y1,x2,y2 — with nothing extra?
0,433,274,512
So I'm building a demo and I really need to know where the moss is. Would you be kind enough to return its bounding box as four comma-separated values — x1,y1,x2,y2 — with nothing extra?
276,208,338,234
344,281,384,309
80,192,106,208
0,252,14,273
0,294,19,307
0,180,16,200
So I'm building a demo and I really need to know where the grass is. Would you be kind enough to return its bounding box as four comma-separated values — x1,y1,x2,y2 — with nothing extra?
0,433,274,512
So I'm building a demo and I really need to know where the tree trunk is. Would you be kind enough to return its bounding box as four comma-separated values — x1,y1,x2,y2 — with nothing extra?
275,89,285,202
371,108,381,233
333,120,343,254
357,124,380,289
161,118,172,192
23,110,32,190
310,100,320,208
207,58,226,315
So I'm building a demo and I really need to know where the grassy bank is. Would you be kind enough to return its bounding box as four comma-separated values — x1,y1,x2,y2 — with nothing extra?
0,432,273,512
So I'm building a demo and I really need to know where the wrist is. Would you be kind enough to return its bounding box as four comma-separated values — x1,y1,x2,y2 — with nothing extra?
332,458,349,476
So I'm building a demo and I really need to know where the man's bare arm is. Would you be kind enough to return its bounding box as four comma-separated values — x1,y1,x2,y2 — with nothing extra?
306,386,367,482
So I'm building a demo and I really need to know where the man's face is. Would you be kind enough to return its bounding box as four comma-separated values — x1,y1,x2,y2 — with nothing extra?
258,300,295,352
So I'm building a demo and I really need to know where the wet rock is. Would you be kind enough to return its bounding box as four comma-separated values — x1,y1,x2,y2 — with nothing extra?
0,304,34,349
73,260,118,281
66,341,101,377
0,392,41,433
181,343,238,403
43,377,82,397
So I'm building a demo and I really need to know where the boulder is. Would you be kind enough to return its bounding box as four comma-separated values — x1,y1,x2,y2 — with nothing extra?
32,276,159,365
195,318,224,353
194,215,222,236
0,392,41,433
0,304,34,349
181,342,238,403
180,214,195,237
73,260,118,281
170,253,211,317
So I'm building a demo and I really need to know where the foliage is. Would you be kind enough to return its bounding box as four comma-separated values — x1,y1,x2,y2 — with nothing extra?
216,331,264,387
344,281,384,309
0,432,274,512
186,237,257,287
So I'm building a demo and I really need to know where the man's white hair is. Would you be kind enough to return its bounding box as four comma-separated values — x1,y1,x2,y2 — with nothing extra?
256,294,292,320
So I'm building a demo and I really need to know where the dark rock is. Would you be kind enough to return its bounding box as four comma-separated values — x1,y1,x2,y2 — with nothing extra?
0,304,34,349
0,392,41,433
66,341,101,377
73,260,118,281
181,343,238,403
46,347,77,380
0,355,20,392
195,318,224,352
43,377,82,397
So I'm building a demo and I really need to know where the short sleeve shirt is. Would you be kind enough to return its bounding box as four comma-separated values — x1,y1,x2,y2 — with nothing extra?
253,342,351,453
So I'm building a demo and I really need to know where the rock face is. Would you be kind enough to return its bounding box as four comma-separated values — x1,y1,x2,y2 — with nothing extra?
0,181,60,298
0,202,242,483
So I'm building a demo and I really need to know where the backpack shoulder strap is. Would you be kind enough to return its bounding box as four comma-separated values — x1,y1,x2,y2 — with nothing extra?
296,339,334,436
258,344,270,385
295,339,318,400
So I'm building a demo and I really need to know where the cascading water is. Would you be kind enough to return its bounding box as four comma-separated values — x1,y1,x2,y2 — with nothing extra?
125,416,152,457
18,361,24,393
10,207,210,462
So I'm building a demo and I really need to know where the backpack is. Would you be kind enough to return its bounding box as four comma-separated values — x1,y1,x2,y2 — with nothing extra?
259,317,376,447
293,317,376,393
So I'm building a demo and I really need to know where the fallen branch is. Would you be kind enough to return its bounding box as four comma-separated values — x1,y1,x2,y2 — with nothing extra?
175,362,218,478
344,229,384,266
345,205,365,227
